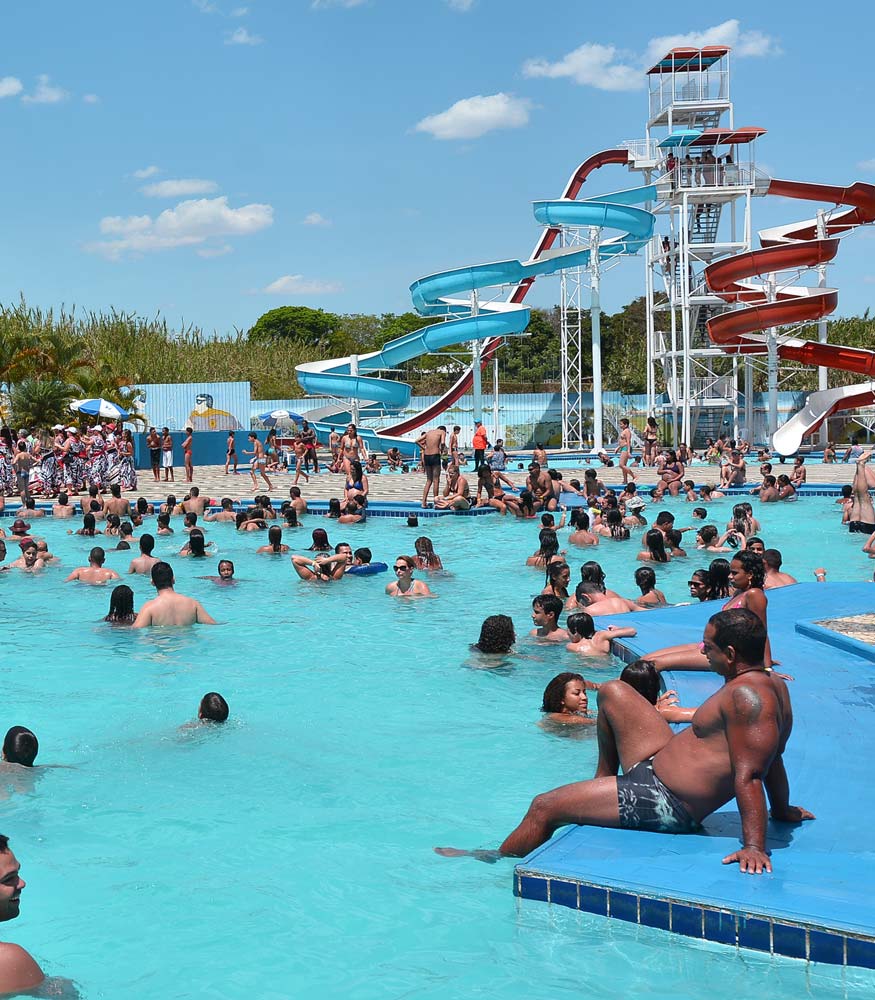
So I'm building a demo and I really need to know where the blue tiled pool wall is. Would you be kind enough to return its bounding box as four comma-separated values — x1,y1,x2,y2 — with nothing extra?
514,872,875,968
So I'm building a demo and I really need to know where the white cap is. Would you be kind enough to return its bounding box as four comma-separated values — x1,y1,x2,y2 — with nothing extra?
67,426,78,432
51,424,64,430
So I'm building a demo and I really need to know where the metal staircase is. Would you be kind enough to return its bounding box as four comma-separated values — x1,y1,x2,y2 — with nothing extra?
689,202,722,243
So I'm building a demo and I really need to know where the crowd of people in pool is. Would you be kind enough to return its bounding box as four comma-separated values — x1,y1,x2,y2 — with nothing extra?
5,423,875,988
433,448,875,874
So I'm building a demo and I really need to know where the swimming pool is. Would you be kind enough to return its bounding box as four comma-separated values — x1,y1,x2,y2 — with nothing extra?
2,496,872,998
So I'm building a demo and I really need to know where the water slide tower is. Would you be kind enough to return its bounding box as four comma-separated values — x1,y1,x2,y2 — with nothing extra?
636,46,770,446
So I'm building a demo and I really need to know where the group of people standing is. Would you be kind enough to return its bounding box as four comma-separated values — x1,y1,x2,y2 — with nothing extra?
0,424,137,499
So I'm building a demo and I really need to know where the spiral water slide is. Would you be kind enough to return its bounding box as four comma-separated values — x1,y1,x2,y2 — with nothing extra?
295,150,655,455
704,179,875,454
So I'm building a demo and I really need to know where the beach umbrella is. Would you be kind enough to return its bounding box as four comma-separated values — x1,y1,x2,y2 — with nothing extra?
70,398,131,420
257,409,304,427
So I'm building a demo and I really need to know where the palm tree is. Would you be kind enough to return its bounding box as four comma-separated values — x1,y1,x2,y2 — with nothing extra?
9,379,75,429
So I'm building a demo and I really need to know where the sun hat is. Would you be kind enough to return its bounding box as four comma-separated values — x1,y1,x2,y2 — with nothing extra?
11,519,31,533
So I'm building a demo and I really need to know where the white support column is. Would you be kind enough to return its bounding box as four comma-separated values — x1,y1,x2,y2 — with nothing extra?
470,290,482,423
492,354,500,443
349,354,360,427
645,240,655,416
590,225,604,451
816,208,829,444
766,272,779,442
679,193,692,446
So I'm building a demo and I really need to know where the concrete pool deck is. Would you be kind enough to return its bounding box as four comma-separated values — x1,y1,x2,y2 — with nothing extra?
514,583,875,968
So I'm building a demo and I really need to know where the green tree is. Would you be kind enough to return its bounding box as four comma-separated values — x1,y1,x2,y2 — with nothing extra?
248,306,339,348
9,379,75,429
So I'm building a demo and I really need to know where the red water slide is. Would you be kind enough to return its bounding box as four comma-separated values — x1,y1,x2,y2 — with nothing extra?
705,179,875,433
382,149,630,436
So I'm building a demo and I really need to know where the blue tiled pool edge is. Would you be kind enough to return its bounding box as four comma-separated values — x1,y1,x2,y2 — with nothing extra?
513,861,871,967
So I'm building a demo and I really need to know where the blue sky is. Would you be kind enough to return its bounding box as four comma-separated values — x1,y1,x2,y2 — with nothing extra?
1,0,874,337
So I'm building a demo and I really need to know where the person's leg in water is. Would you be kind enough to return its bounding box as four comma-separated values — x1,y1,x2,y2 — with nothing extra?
436,681,673,860
849,453,875,531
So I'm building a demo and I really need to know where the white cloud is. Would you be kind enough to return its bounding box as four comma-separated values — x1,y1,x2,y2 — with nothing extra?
83,93,100,104
0,77,23,99
263,274,343,295
225,26,263,44
197,244,233,258
86,196,273,259
858,158,875,172
141,178,220,198
231,5,249,13
643,21,781,64
311,0,366,8
192,0,218,12
524,43,641,91
303,212,332,227
523,21,779,93
133,165,161,179
21,74,69,104
415,93,532,140
447,0,475,9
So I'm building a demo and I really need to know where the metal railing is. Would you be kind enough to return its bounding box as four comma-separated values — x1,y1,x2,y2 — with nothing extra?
618,138,659,164
657,162,762,189
690,375,735,399
649,72,729,118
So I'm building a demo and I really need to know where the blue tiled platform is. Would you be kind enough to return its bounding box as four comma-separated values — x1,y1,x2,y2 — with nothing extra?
515,584,875,967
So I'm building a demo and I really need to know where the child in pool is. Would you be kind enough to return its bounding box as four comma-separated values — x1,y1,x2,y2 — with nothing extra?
565,611,636,655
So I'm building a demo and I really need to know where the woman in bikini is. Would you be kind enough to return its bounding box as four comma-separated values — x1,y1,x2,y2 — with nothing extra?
614,418,636,485
643,416,659,467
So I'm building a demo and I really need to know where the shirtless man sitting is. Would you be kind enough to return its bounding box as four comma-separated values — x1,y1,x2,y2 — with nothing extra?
0,834,44,995
438,610,814,873
133,562,217,627
526,462,556,512
64,546,121,585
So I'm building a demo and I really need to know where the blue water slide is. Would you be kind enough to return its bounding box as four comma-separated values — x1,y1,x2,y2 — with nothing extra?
295,183,656,456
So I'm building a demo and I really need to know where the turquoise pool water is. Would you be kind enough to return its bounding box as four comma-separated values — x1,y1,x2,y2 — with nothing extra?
2,497,873,998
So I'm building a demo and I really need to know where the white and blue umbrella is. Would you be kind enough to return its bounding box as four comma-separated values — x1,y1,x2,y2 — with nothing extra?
256,409,304,427
70,398,131,420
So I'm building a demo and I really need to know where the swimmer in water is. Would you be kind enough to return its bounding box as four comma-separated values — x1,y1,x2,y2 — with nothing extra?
199,692,229,723
565,612,636,655
540,672,595,726
133,562,217,627
0,834,45,995
64,547,121,585
104,585,137,624
529,595,568,642
200,560,237,585
385,556,434,597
